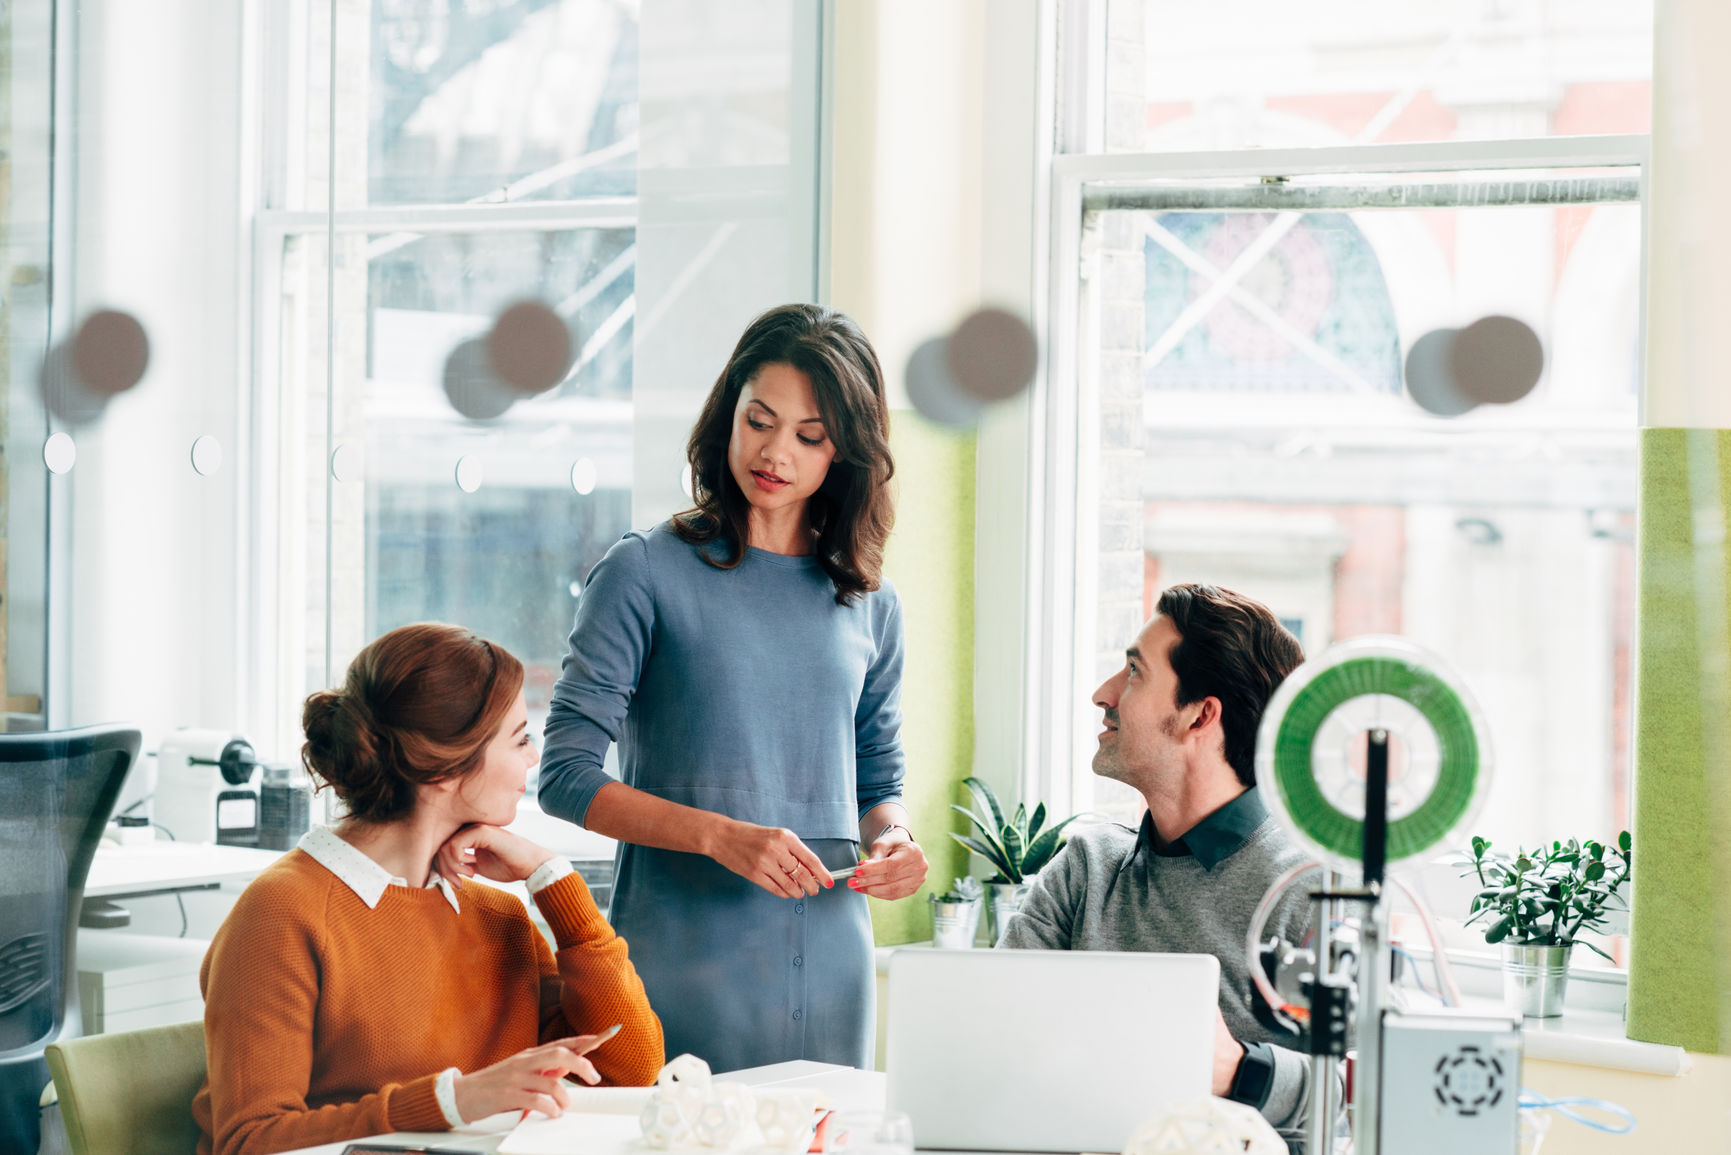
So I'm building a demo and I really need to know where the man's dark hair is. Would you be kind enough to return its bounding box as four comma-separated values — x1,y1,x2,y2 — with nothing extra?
1155,583,1305,788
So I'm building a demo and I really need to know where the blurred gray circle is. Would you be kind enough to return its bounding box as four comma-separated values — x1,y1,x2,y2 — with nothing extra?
1451,315,1544,405
947,308,1038,402
488,301,573,395
73,309,150,396
1404,328,1476,417
905,336,984,428
443,337,517,421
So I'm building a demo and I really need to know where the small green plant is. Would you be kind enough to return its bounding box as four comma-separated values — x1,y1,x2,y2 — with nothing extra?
1461,831,1632,959
950,776,1082,884
933,876,983,904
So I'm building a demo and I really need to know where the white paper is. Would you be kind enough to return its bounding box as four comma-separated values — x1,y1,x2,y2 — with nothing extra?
498,1111,647,1155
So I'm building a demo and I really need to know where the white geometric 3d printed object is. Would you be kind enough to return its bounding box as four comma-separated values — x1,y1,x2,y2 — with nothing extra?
640,1054,788,1151
1120,1098,1286,1155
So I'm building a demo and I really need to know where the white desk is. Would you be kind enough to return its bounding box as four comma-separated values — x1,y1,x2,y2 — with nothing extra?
85,841,282,899
274,1062,885,1155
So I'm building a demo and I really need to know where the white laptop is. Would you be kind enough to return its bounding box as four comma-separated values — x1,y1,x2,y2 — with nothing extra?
885,949,1220,1152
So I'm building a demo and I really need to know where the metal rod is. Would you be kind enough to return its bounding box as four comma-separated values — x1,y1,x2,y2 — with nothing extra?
1306,866,1336,1155
1363,730,1389,886
1354,730,1391,1155
1083,173,1639,213
1354,895,1387,1155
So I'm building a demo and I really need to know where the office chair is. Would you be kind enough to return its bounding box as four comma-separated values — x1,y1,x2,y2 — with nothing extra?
0,725,141,1155
46,1019,205,1155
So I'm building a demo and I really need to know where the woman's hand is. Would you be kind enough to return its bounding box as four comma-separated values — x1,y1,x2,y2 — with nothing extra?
452,1033,608,1122
436,823,556,885
849,830,927,900
707,820,835,898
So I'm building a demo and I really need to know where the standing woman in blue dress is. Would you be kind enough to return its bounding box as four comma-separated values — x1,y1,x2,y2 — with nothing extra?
532,303,929,1071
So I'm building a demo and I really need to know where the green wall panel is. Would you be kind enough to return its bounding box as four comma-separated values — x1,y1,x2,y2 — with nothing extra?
871,413,976,945
1629,427,1731,1053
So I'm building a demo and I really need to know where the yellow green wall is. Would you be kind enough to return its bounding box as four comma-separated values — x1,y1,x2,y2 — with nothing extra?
874,418,976,943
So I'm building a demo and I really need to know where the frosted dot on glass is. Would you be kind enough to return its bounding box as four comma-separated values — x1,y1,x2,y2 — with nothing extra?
330,443,361,483
571,457,598,495
190,435,223,476
43,432,76,474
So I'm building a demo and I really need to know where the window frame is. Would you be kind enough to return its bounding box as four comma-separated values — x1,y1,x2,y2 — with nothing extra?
1029,131,1650,970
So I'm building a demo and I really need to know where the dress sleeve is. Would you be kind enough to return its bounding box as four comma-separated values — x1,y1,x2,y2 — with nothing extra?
854,584,907,817
531,872,666,1085
199,882,448,1155
538,533,657,825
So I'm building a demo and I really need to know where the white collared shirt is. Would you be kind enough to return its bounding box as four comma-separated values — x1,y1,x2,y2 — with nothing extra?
295,824,576,1125
297,824,464,912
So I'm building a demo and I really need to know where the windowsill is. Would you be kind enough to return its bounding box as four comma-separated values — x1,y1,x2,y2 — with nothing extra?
873,943,1688,1077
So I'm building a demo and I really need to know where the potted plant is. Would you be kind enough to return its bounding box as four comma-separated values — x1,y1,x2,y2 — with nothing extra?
1460,830,1632,1018
928,877,984,949
950,776,1083,941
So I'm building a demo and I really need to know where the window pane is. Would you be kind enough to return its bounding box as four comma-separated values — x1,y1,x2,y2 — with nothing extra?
1076,176,1638,962
370,0,638,204
360,227,634,744
1105,1,1653,153
276,226,634,752
1,0,53,731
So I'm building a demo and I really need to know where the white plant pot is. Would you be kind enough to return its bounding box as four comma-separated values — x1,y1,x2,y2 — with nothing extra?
929,895,982,949
1501,943,1572,1018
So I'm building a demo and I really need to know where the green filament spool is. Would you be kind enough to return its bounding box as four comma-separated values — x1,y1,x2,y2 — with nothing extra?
1255,637,1491,868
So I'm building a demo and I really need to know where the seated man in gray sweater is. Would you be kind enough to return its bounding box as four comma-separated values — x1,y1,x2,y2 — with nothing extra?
1000,583,1318,1137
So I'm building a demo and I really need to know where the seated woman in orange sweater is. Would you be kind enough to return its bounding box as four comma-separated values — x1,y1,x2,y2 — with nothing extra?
193,623,664,1155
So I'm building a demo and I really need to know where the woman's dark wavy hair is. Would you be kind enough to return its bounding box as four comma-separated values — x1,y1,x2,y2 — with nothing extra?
672,303,895,605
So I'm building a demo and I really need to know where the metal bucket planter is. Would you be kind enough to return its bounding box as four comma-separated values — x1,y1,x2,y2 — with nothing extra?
985,881,1034,944
929,895,982,949
1501,943,1571,1018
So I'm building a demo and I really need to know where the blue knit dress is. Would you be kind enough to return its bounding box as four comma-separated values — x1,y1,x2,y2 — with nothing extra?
536,523,906,1072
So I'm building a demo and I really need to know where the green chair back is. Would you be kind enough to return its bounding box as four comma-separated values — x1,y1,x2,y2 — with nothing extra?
46,1019,205,1155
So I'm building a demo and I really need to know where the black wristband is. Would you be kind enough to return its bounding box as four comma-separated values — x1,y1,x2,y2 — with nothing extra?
1226,1040,1276,1110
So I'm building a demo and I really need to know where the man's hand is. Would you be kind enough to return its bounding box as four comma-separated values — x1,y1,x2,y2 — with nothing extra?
1211,1004,1246,1097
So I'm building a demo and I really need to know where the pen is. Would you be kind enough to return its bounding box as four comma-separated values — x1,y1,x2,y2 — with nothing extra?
519,1023,627,1123
830,864,862,881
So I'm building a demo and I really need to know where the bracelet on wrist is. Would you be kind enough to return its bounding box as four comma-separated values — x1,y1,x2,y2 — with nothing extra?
874,822,913,844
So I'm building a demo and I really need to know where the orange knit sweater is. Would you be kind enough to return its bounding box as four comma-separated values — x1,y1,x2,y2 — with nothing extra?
193,850,664,1155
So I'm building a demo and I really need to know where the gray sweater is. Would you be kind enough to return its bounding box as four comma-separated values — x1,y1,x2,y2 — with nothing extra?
1000,792,1319,1134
